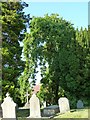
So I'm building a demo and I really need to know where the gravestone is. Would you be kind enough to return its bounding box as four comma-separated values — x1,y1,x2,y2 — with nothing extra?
24,90,30,109
29,94,41,118
25,90,29,104
43,105,59,117
1,93,16,119
58,97,70,114
43,101,46,108
77,100,84,109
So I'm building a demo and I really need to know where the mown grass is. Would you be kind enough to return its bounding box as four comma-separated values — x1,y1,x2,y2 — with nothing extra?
17,109,29,117
17,108,89,119
54,108,89,118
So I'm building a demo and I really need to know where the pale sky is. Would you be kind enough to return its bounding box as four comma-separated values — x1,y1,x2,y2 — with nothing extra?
23,2,88,30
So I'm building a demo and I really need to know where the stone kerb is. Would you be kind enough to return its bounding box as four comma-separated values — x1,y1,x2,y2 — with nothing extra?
43,105,59,117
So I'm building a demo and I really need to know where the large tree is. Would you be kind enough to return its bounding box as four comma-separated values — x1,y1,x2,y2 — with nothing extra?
23,14,76,105
74,28,90,106
23,14,89,107
1,1,30,105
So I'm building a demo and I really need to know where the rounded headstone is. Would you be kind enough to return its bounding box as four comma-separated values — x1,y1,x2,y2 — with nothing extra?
77,100,84,109
29,94,41,118
58,97,70,114
1,93,16,119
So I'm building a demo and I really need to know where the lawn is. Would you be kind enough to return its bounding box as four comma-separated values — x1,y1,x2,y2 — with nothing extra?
54,108,89,118
17,108,29,117
17,108,89,119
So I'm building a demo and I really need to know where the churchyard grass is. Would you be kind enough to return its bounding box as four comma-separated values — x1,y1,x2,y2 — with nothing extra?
17,108,89,119
17,109,29,117
54,108,89,118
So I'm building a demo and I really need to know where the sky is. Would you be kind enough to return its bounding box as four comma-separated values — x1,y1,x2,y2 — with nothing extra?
22,1,88,84
23,2,88,30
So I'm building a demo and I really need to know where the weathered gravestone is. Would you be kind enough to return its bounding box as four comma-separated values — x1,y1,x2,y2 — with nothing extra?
29,94,41,118
77,100,84,109
58,97,70,114
43,105,59,117
1,93,16,119
24,90,30,109
43,101,46,108
25,90,29,104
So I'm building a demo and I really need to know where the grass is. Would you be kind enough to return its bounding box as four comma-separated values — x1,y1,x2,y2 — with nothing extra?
17,109,29,117
54,108,89,118
17,108,89,119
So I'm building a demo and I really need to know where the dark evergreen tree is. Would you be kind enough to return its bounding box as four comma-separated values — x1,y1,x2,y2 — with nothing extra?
1,1,30,105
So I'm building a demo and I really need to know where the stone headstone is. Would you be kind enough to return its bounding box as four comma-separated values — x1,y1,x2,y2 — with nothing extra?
43,105,59,117
29,94,41,118
25,90,29,104
24,90,30,109
77,100,84,109
1,93,16,119
58,97,70,114
43,101,46,108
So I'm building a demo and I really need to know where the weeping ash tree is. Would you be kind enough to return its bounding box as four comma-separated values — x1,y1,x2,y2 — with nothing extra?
23,14,75,104
23,14,89,107
1,1,30,105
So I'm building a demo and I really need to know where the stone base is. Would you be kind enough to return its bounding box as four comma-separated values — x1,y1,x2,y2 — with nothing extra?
27,116,54,119
43,105,59,117
27,116,41,118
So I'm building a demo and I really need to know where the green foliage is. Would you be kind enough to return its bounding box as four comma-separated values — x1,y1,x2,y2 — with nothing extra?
74,28,90,107
23,14,89,108
1,1,30,106
18,74,31,103
23,14,75,104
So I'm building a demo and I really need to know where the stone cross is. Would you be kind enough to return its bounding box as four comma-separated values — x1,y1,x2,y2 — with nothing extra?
6,92,9,97
43,101,46,108
25,90,29,103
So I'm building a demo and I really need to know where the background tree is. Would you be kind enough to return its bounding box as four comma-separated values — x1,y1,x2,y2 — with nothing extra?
23,14,89,108
1,1,30,106
75,28,90,106
23,14,76,106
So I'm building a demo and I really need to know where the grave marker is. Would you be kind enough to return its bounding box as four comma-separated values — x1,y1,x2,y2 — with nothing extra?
58,97,70,114
1,93,16,119
77,100,84,109
43,105,59,117
29,94,41,118
25,90,29,104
